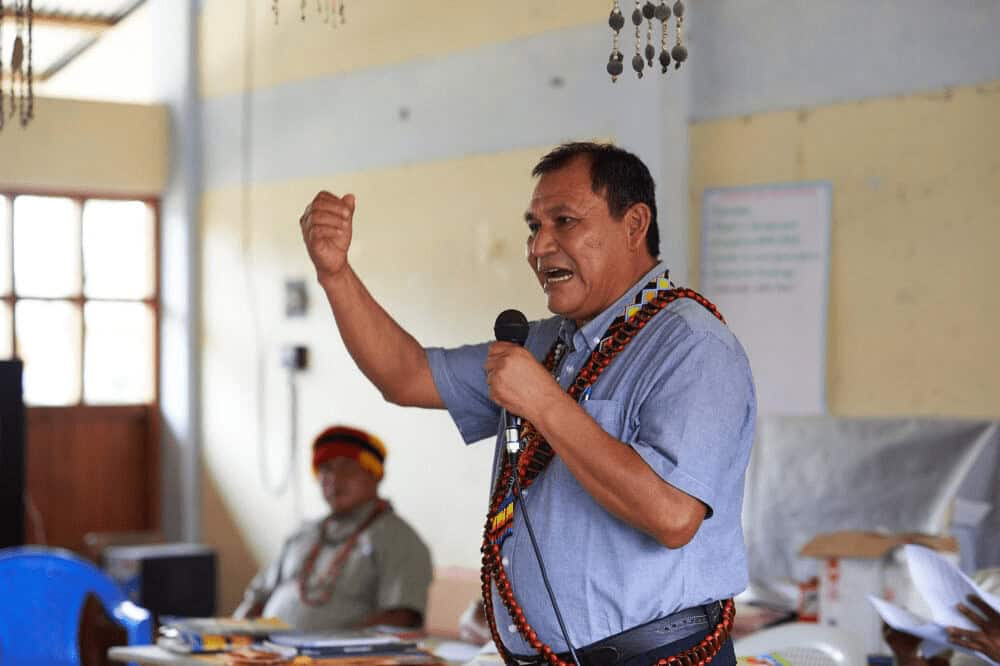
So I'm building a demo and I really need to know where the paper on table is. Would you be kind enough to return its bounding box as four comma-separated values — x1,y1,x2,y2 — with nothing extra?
267,630,401,648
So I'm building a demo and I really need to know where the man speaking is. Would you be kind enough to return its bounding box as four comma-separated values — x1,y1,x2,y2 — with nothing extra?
298,142,755,665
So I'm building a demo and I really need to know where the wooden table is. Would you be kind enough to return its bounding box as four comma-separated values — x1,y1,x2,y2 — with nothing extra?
109,645,223,665
108,643,501,665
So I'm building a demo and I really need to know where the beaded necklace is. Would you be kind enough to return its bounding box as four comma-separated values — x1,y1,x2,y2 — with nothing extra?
298,498,388,607
480,275,733,666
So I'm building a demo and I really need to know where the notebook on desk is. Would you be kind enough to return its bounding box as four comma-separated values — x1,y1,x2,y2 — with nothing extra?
264,629,417,657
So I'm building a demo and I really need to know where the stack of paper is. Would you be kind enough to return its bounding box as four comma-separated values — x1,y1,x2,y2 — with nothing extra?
868,545,1000,663
264,630,443,663
156,616,290,654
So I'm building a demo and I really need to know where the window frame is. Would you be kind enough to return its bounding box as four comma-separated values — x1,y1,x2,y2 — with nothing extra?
0,186,161,407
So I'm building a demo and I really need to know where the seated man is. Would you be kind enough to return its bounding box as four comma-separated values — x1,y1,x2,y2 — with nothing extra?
234,425,433,631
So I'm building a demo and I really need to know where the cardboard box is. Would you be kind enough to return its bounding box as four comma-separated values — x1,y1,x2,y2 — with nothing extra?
800,531,959,655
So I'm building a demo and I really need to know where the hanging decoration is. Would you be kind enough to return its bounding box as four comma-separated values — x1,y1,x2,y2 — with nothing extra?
607,0,686,82
271,0,345,26
0,0,34,130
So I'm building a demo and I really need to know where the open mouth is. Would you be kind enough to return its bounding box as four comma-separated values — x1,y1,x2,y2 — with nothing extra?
541,267,574,290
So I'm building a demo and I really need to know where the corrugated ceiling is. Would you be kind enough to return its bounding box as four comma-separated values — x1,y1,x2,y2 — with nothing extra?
1,0,145,80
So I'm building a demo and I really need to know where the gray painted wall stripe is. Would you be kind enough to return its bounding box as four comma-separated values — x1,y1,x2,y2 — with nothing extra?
202,24,668,191
691,0,1000,122
203,2,1000,191
202,23,693,275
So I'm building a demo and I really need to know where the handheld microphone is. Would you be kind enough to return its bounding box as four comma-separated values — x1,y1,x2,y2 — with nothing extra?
494,309,529,455
492,308,582,666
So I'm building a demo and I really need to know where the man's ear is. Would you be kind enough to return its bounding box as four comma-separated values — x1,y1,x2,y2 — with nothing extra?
624,203,652,252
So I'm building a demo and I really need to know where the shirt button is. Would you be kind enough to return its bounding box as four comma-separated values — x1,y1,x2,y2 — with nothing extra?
508,624,517,633
502,557,509,567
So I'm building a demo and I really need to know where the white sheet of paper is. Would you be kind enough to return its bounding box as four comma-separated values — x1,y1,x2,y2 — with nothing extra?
868,595,945,642
867,546,1000,664
868,596,979,661
903,545,994,629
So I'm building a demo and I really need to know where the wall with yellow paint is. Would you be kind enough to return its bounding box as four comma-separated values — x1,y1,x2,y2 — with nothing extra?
0,97,168,196
690,81,1000,419
199,0,608,98
197,0,1000,613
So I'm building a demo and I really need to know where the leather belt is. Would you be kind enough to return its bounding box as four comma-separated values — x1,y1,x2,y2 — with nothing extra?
509,601,724,666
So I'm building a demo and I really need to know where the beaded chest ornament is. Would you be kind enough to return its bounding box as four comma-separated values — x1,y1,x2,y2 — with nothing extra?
480,271,736,665
298,498,388,606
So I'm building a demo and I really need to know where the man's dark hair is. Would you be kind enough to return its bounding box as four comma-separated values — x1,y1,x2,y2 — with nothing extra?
531,142,659,258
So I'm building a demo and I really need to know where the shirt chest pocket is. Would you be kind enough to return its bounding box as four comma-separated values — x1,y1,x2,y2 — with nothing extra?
337,540,379,603
580,399,627,440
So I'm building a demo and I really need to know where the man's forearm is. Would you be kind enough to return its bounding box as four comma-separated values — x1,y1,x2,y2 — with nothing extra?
321,265,443,408
359,608,424,629
232,597,265,619
531,394,704,549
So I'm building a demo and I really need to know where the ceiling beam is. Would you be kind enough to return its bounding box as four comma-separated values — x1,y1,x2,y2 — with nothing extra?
0,11,116,32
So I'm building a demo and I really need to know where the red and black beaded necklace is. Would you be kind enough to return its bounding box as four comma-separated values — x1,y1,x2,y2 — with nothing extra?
480,273,733,666
298,499,389,607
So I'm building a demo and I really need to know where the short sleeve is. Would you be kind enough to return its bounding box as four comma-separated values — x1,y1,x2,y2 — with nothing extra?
233,539,288,616
426,343,499,444
631,332,755,519
373,519,434,614
426,317,562,445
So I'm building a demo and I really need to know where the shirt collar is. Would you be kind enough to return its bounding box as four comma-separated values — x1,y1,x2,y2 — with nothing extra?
323,497,382,540
557,261,670,354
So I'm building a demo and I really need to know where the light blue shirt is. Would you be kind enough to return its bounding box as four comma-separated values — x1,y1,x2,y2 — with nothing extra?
426,262,756,654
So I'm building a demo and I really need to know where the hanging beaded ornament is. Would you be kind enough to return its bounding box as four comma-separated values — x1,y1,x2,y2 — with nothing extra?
643,1,656,67
0,0,5,131
608,0,685,82
480,282,734,665
657,1,672,73
1,0,33,129
631,0,643,79
671,0,688,69
270,0,344,27
606,1,625,82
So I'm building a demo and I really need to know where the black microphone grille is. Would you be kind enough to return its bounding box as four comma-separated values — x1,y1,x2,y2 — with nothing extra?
494,309,529,346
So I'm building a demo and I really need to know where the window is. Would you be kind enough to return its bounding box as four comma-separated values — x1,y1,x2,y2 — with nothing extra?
0,193,158,406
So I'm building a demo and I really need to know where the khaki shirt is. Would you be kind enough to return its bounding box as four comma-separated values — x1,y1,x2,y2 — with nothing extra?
235,500,432,631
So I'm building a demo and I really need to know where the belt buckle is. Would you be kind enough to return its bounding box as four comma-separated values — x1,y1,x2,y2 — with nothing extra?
577,645,620,666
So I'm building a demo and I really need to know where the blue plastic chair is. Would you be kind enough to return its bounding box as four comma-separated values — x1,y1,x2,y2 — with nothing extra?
0,546,152,666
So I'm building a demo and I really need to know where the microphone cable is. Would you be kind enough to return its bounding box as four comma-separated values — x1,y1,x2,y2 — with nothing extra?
507,448,582,666
492,308,580,666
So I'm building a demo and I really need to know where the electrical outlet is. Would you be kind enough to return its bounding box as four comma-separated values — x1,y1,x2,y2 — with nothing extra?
285,279,308,318
281,345,309,371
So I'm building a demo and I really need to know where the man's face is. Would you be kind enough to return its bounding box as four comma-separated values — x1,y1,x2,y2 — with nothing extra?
317,457,379,516
525,156,649,324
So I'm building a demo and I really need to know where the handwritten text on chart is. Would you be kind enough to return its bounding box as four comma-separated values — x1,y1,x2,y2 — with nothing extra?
704,210,822,294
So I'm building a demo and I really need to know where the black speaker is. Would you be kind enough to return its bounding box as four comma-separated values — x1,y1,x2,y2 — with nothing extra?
0,359,25,548
104,543,217,617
